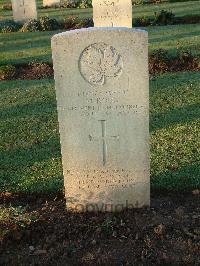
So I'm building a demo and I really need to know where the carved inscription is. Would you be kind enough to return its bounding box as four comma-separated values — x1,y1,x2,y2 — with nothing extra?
79,43,123,86
93,0,132,28
102,0,120,5
100,0,121,21
99,0,125,20
58,104,145,117
66,169,148,189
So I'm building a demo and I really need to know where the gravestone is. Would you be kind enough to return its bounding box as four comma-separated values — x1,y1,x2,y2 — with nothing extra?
43,0,60,7
52,27,149,212
93,0,132,28
11,0,37,23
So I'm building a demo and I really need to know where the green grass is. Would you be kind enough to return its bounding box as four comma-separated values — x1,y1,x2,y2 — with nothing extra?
0,79,63,193
0,72,199,193
0,0,200,66
0,23,199,65
1,0,200,21
0,0,199,194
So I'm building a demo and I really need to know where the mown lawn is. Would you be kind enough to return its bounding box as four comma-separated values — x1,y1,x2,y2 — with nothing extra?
0,71,199,193
0,1,199,194
0,23,200,65
0,0,200,21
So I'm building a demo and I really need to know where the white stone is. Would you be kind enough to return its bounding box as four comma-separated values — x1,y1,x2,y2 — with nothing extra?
11,0,37,23
43,0,60,7
93,0,132,28
52,27,149,212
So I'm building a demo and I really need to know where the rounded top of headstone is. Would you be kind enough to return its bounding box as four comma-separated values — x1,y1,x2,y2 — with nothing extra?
51,27,148,42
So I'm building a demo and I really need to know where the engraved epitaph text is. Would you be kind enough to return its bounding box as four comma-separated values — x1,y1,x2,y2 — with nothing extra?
93,0,132,28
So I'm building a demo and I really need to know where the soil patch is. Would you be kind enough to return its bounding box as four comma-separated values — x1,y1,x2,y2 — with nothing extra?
16,63,54,80
0,192,199,265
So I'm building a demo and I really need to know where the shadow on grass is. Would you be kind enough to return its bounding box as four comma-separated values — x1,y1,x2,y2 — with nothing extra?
151,163,200,191
0,79,56,119
1,54,53,66
150,103,200,132
0,40,51,53
0,31,55,43
0,79,62,192
0,99,57,119
150,71,200,87
0,136,63,193
150,29,200,44
0,136,60,168
0,78,54,93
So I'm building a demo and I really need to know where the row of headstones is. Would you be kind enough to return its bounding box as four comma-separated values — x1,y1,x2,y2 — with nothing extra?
12,0,132,27
51,1,150,212
12,0,60,23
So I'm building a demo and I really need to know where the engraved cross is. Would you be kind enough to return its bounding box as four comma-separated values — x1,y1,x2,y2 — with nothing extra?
89,120,119,166
20,0,26,15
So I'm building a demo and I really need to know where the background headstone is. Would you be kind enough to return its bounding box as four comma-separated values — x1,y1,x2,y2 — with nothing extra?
93,0,132,28
11,0,37,23
43,0,60,7
52,28,149,212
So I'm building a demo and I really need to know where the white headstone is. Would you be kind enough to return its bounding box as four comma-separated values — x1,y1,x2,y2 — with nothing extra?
43,0,60,7
52,28,149,212
11,0,37,23
93,0,132,28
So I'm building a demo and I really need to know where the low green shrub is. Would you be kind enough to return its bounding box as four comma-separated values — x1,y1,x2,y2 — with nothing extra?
39,16,60,31
133,16,151,26
153,10,175,25
134,10,175,27
149,49,170,74
176,15,200,25
61,0,92,8
0,20,20,33
149,48,199,74
1,3,12,10
63,16,93,29
63,16,79,29
62,0,80,8
75,18,93,28
0,65,16,80
21,17,60,32
132,0,144,5
20,19,41,32
176,48,197,69
78,0,92,8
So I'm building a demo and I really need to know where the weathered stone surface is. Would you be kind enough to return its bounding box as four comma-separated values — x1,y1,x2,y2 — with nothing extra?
52,28,149,212
11,0,37,23
43,0,60,7
93,0,132,28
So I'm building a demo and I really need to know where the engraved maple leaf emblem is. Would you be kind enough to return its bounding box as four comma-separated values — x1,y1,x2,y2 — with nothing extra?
79,43,123,86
